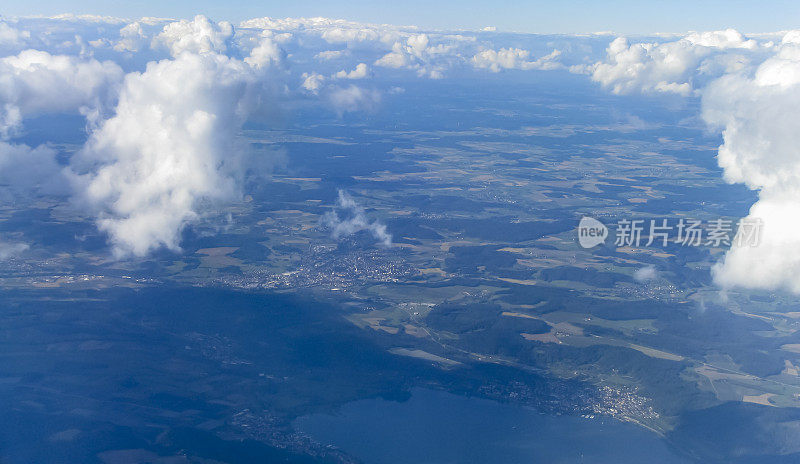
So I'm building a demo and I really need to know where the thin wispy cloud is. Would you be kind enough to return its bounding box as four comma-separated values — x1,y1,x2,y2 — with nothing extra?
322,190,392,247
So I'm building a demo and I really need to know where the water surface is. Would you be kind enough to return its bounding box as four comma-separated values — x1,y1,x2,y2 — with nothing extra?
295,388,690,464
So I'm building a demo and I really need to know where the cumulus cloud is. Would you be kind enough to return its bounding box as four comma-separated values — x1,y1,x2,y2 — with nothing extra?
322,190,392,247
703,35,800,292
375,33,463,78
70,53,261,257
154,15,234,57
241,16,530,79
684,29,759,50
472,48,562,72
299,67,379,113
0,50,123,138
244,34,285,69
584,30,764,95
68,17,283,258
113,22,147,53
332,62,369,79
301,71,326,93
0,47,121,203
0,21,30,48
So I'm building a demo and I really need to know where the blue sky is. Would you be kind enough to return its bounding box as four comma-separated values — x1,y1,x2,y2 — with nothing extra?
4,0,800,34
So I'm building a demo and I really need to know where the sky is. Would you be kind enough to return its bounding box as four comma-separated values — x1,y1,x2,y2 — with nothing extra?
4,0,800,34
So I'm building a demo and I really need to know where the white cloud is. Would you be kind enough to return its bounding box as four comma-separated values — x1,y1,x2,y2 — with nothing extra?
35,15,291,258
154,15,234,57
375,33,460,78
375,41,412,68
684,29,758,50
321,27,381,44
332,62,369,79
584,30,765,96
322,190,392,247
47,14,128,25
240,16,403,45
0,21,30,47
0,50,124,138
301,72,326,93
472,48,562,72
315,49,349,61
703,38,800,292
634,266,658,282
69,39,271,257
586,37,697,95
114,22,147,53
326,84,381,115
244,34,285,69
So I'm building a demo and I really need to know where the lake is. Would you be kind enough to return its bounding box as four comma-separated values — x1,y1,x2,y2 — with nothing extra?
294,388,691,464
